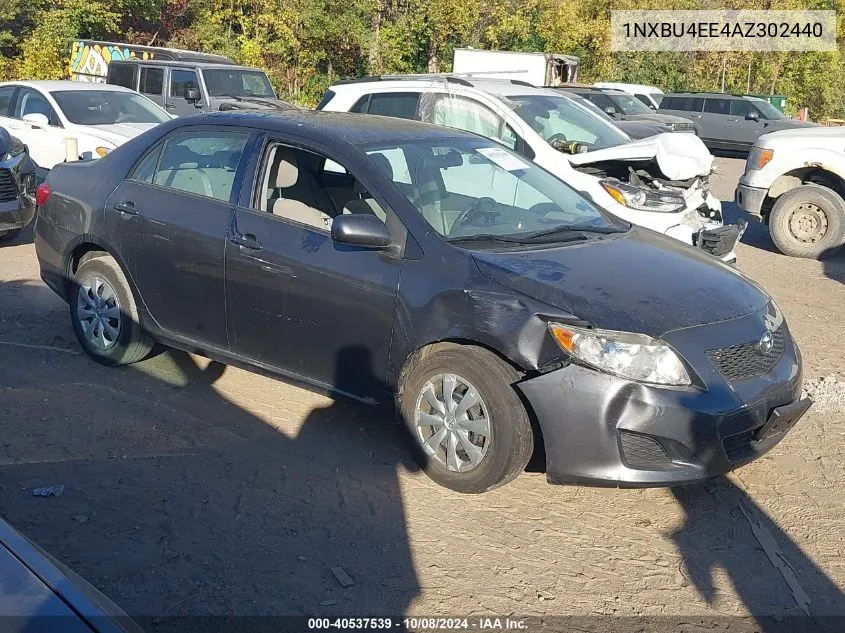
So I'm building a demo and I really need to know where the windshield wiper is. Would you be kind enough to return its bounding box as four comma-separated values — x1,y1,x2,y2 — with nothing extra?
520,223,627,242
446,234,532,245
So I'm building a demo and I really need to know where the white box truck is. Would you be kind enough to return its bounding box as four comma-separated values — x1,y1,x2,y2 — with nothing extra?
452,48,579,87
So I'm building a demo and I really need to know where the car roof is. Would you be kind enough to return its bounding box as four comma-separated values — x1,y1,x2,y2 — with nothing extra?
109,59,249,70
330,76,563,99
173,110,484,146
0,80,136,92
664,92,748,99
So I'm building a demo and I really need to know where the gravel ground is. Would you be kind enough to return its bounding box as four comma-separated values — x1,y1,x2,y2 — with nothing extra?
0,157,842,629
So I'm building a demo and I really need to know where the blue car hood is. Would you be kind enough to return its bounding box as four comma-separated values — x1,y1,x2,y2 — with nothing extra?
470,229,769,337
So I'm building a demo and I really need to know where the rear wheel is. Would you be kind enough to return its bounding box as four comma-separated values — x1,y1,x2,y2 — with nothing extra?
69,254,153,366
769,184,845,259
400,345,534,493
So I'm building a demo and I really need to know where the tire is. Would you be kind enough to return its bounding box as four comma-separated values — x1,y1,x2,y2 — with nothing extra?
769,184,845,259
0,228,21,243
399,345,534,493
69,254,153,366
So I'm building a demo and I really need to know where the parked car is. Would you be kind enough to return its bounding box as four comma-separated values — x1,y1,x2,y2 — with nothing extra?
0,81,172,169
736,127,845,259
35,111,809,492
556,86,694,133
594,82,664,110
0,126,37,242
658,92,817,153
0,515,143,632
106,59,296,116
564,92,672,140
319,77,743,262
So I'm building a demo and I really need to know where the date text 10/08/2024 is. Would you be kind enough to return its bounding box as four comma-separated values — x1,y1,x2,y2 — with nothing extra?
308,618,529,630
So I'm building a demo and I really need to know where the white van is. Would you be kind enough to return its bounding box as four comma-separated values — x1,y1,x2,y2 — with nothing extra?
594,82,664,110
319,76,742,262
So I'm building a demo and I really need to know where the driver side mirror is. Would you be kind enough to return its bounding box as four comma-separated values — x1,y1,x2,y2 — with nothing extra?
331,213,390,249
603,106,618,116
22,113,49,128
186,88,200,103
746,110,760,121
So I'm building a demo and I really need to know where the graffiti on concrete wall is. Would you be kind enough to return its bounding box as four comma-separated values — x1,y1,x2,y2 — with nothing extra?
69,41,155,82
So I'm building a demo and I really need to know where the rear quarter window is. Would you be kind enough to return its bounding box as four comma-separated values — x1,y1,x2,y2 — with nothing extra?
108,64,137,89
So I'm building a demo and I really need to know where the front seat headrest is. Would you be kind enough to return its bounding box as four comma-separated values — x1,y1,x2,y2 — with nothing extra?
275,159,299,188
368,153,394,181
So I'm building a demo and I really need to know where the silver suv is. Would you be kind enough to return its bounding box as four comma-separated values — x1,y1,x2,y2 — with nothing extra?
658,92,815,153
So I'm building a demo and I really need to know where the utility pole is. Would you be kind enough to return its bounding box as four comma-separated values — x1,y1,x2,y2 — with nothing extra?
720,55,726,92
746,60,752,93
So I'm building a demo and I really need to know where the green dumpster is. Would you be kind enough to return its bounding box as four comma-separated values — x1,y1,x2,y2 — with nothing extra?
747,94,787,112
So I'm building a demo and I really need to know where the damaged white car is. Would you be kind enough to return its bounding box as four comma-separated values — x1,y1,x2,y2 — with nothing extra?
319,77,744,262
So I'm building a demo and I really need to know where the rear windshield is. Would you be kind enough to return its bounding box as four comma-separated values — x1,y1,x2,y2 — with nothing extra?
51,90,171,125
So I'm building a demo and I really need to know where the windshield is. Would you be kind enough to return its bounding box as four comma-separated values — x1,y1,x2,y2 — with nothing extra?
50,90,170,125
608,93,652,115
505,94,631,151
750,99,787,120
203,69,275,98
364,137,623,245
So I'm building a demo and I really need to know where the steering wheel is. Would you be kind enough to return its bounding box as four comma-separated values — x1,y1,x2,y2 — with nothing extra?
453,197,500,231
547,133,569,146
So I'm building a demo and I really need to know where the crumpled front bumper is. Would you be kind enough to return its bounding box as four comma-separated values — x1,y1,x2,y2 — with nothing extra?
516,310,805,487
0,196,35,233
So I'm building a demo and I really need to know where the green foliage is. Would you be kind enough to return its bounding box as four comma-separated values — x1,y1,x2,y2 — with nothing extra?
3,0,844,118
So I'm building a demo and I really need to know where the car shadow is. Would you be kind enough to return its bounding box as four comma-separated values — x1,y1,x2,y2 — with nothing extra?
0,279,420,630
821,249,845,284
0,222,34,247
671,478,845,630
721,201,778,253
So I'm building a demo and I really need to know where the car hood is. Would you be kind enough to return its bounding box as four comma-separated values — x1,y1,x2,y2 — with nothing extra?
86,122,160,145
615,120,668,140
757,124,841,148
623,113,693,125
567,132,713,180
470,228,769,337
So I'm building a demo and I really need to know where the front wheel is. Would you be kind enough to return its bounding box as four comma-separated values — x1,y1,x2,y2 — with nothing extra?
69,254,153,366
769,184,845,259
400,345,534,493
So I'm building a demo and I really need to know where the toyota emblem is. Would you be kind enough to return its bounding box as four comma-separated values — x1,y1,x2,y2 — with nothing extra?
758,331,774,355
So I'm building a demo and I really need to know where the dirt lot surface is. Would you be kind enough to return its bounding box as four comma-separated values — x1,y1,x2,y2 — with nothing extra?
0,157,843,629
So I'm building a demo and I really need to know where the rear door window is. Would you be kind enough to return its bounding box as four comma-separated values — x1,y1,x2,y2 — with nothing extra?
139,67,164,96
704,98,730,115
362,93,421,119
152,130,249,202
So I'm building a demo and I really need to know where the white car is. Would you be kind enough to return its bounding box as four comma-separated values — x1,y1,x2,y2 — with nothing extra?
0,81,171,169
320,77,741,261
736,127,845,258
593,82,664,110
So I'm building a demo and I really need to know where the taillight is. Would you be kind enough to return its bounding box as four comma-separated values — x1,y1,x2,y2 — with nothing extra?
35,182,51,206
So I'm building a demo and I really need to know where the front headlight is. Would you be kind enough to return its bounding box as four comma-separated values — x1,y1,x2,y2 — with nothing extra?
95,146,112,157
548,322,692,386
600,179,686,213
746,146,773,171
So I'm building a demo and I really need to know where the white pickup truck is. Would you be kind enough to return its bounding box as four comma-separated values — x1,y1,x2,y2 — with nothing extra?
735,127,845,259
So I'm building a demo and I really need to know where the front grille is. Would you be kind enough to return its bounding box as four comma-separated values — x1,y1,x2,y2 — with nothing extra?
0,169,18,202
706,326,785,382
620,431,670,468
672,122,695,133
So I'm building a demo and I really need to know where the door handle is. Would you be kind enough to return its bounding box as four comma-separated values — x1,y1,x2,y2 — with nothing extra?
113,201,139,216
230,233,263,251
